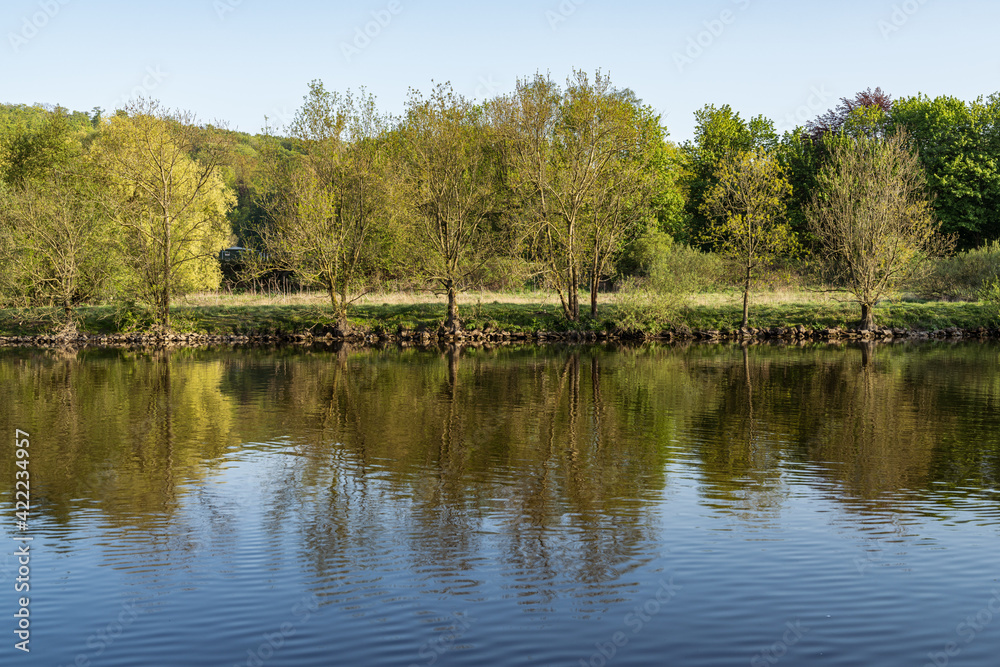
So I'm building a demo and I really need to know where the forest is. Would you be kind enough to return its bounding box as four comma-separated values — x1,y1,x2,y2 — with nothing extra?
1,72,999,335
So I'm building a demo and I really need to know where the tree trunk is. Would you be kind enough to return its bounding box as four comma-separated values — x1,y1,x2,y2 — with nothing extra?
742,264,751,328
446,279,460,332
568,264,579,321
590,273,599,319
161,216,171,331
327,282,346,325
159,287,170,331
590,250,601,319
860,302,875,331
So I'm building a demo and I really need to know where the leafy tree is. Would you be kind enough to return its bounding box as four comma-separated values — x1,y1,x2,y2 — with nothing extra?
92,99,234,330
891,93,1000,248
497,70,660,321
806,132,952,330
257,81,394,323
0,106,78,186
0,161,114,330
397,82,505,330
780,88,895,242
806,87,893,139
681,104,777,245
579,92,663,317
702,147,796,327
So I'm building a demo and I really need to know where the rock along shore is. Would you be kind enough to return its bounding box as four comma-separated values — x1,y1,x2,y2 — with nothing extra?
1,323,998,349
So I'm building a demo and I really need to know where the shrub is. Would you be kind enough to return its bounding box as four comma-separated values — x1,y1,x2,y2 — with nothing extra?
612,235,724,329
980,277,1000,323
915,241,1000,301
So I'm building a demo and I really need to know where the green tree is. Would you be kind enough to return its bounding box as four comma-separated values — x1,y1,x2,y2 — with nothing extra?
497,70,660,321
806,132,952,330
257,81,394,323
681,104,777,246
398,82,505,330
781,89,895,244
0,106,77,186
702,147,795,327
92,99,234,330
891,93,1000,248
0,162,114,330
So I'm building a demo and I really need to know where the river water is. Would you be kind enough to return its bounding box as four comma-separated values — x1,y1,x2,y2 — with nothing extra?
1,342,999,666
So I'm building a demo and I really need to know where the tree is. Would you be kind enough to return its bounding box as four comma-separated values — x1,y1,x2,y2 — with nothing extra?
0,163,114,330
806,87,893,140
890,93,1000,248
681,104,777,245
397,82,504,330
806,131,952,330
702,147,795,327
92,99,234,329
257,81,394,323
0,109,111,331
497,70,659,321
0,106,77,186
582,101,662,317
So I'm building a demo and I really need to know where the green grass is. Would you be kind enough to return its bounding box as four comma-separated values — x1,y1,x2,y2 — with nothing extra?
678,300,997,331
0,292,996,338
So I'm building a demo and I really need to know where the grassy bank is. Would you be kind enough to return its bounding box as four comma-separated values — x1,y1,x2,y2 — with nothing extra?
1,289,997,338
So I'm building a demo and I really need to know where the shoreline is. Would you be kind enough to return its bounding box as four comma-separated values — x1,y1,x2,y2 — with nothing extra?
3,323,998,350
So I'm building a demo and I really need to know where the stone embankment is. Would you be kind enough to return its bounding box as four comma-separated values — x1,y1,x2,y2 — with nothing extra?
1,324,997,348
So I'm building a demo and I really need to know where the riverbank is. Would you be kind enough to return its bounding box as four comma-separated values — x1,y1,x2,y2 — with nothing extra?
1,294,997,348
2,323,998,350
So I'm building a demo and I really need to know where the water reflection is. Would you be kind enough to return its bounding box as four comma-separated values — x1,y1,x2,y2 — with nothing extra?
2,342,1000,665
3,343,1000,532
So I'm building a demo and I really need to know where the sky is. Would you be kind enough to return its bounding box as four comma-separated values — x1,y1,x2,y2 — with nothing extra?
2,0,998,142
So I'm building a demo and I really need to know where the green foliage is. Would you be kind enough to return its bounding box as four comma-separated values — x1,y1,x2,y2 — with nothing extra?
891,94,1000,248
92,100,234,328
0,165,116,330
255,81,397,321
647,139,689,239
649,234,724,294
775,130,823,242
680,104,777,245
613,235,723,330
497,70,665,321
807,131,951,330
398,82,505,328
702,147,796,326
979,277,1000,322
915,241,1000,300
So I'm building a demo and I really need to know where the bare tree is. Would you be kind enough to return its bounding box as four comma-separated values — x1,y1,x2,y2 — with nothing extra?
806,131,952,330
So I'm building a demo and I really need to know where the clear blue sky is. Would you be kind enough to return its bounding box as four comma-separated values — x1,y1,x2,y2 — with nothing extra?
2,0,997,142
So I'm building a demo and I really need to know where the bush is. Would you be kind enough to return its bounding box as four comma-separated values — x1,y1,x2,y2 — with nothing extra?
980,277,1000,323
612,234,724,329
915,241,1000,301
648,235,724,294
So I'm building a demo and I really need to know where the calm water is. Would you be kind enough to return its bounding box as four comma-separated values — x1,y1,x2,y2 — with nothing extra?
1,342,999,666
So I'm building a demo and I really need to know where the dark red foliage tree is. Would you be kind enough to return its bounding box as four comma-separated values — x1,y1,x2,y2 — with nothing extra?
806,87,893,139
